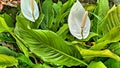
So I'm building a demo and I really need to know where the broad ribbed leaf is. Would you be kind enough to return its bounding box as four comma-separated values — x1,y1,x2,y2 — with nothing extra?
56,24,69,40
53,0,74,31
76,46,120,61
0,16,28,57
42,0,54,29
99,5,120,35
109,42,120,56
0,54,18,67
92,0,109,33
0,17,10,33
91,26,120,50
0,46,17,56
104,59,120,68
18,29,88,66
0,13,14,27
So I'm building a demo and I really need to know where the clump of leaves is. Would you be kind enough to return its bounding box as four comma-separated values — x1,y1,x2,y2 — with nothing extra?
0,0,120,68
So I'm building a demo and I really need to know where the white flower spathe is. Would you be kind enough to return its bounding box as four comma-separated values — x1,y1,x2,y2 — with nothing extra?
68,0,90,39
21,0,39,22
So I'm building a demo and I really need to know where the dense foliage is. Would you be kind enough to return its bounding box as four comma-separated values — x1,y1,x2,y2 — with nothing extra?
0,0,120,68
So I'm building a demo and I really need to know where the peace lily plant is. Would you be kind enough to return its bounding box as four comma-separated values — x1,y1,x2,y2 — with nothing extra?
1,0,120,68
21,0,39,22
68,0,91,39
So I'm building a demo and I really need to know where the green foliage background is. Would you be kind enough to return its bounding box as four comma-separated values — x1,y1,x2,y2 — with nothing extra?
0,0,120,68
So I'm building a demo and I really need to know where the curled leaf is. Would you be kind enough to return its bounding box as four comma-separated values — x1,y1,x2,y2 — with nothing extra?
68,0,90,39
21,0,39,22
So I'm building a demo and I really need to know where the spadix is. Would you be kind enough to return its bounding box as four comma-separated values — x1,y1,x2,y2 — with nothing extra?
68,0,90,39
21,0,39,22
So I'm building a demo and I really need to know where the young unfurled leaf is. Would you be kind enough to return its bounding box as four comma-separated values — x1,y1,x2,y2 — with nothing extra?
68,0,90,39
21,0,39,22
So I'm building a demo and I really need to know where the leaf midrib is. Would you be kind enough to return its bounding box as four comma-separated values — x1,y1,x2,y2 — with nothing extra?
27,30,88,66
47,45,88,66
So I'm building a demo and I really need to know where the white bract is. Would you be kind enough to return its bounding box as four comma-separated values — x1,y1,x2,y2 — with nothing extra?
21,0,39,22
68,0,90,39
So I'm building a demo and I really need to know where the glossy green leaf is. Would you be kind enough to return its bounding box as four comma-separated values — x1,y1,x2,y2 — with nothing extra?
0,46,17,56
33,64,51,68
91,26,120,50
76,46,120,61
1,13,14,27
109,42,120,56
15,14,31,30
92,0,109,33
0,33,15,43
60,0,74,14
0,16,28,57
99,5,120,35
84,4,96,11
0,54,18,67
32,13,45,29
88,61,107,68
52,0,74,31
104,59,120,68
83,32,99,41
17,29,88,66
17,54,34,66
42,0,54,29
14,35,29,57
52,1,62,14
56,24,69,40
0,17,10,33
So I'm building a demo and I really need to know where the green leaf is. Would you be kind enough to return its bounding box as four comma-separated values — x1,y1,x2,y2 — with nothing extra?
15,14,31,30
33,64,51,68
0,46,17,56
96,0,109,20
83,32,99,41
0,33,15,43
60,0,74,14
87,61,107,68
52,0,74,31
0,16,29,57
84,4,96,11
92,0,109,33
91,26,120,50
56,24,69,40
53,1,62,14
76,46,120,61
33,13,45,29
99,5,120,35
104,59,120,68
18,29,88,66
17,53,34,66
109,42,120,56
0,13,14,27
0,54,18,67
14,15,29,57
14,34,29,57
53,10,69,31
41,0,54,29
0,17,10,33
